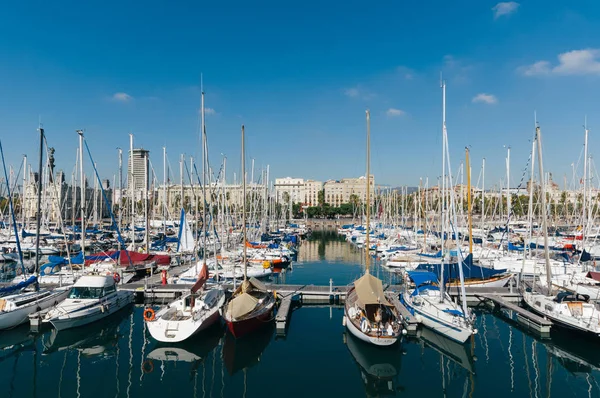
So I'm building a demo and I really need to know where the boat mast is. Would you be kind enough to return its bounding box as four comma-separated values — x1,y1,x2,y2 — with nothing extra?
144,152,149,254
526,129,536,261
35,127,44,275
466,147,473,254
582,119,588,251
440,78,446,303
129,133,135,255
481,158,485,241
21,155,27,237
201,87,207,269
117,147,123,246
77,130,85,257
163,146,167,238
242,125,247,281
535,125,552,291
365,110,371,274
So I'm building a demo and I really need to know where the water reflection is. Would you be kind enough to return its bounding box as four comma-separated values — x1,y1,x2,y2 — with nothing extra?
222,324,274,376
417,326,476,374
344,331,404,396
42,305,132,358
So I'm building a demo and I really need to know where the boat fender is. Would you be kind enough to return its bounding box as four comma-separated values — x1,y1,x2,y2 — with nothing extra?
348,307,356,319
143,308,156,322
142,359,154,374
360,318,370,333
342,316,347,327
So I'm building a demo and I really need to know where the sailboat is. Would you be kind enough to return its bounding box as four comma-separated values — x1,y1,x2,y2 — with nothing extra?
343,110,403,346
522,124,600,336
145,261,225,343
223,125,275,338
0,131,70,330
401,81,477,344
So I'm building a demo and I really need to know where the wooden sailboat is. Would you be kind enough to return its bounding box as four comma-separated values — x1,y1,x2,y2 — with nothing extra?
343,110,403,346
223,125,275,338
522,124,600,336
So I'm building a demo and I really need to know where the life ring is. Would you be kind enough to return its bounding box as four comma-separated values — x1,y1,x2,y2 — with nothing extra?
113,272,121,284
142,359,154,374
360,318,370,333
143,308,155,322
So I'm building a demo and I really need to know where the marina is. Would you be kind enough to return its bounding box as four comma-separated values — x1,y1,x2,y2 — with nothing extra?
2,3,600,396
1,235,600,397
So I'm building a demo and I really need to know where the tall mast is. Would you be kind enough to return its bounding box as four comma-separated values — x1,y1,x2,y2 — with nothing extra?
365,110,371,274
163,146,167,238
77,130,85,256
21,155,27,236
129,134,135,254
241,125,247,281
535,125,552,290
201,87,208,268
35,127,44,274
481,158,485,237
526,131,537,260
118,147,123,242
582,119,589,249
506,146,511,246
440,78,446,302
466,147,473,254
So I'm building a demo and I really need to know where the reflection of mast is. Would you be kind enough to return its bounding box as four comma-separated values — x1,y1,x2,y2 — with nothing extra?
127,312,133,398
77,350,81,398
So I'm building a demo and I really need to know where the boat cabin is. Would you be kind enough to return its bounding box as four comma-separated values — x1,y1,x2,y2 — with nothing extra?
68,275,117,300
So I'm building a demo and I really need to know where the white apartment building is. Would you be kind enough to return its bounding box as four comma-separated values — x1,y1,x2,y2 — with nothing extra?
274,177,324,206
324,175,374,207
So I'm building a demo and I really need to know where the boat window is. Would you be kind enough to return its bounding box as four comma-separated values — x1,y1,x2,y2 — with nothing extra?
105,284,116,294
69,287,105,299
544,304,554,312
535,301,541,307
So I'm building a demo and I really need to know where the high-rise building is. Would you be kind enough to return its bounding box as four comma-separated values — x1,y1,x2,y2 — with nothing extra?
128,148,149,195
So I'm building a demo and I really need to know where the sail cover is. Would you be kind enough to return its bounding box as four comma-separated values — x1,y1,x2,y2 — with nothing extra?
353,273,391,306
227,292,258,320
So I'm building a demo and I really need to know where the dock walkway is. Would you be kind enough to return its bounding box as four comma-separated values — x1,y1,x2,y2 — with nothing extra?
475,293,552,335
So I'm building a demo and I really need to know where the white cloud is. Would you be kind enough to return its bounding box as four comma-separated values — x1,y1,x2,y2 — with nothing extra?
344,87,360,98
519,49,600,76
386,108,405,117
205,107,216,115
472,93,498,104
492,2,520,19
396,66,414,80
343,86,376,100
112,92,132,102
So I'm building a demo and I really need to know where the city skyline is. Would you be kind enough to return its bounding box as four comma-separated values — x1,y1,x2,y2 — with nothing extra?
0,2,599,189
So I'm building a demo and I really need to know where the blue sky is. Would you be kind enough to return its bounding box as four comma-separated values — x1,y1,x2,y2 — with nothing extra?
1,1,599,190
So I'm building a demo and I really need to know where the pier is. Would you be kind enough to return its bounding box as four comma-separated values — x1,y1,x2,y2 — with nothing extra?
475,293,552,337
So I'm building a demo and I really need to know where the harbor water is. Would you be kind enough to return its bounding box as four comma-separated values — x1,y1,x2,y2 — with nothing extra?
1,233,600,397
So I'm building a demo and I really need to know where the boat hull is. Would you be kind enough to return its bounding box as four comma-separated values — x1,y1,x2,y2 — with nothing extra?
0,288,70,330
402,293,473,344
146,290,226,343
225,302,274,338
47,291,133,331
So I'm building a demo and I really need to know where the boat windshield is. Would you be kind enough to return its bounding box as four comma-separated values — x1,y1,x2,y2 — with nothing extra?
69,286,105,299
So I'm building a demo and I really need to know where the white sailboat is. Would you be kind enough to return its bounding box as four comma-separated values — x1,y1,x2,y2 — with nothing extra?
145,262,225,343
343,110,403,346
522,124,600,336
401,80,477,344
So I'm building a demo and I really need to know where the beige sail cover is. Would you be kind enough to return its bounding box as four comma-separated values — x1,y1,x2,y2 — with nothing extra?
248,277,267,292
354,273,391,306
227,292,258,320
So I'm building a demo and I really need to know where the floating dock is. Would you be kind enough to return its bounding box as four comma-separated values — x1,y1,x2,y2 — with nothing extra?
475,293,552,337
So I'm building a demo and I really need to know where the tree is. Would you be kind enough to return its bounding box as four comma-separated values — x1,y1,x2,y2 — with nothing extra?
318,189,325,207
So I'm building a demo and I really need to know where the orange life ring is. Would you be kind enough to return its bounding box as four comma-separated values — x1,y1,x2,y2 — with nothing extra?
143,308,155,322
113,272,121,284
142,359,154,374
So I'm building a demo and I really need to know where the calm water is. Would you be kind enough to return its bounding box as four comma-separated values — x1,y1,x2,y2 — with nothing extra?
1,233,600,398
